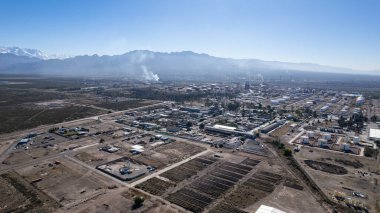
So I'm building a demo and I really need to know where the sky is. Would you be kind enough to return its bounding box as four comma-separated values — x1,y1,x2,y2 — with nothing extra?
0,0,379,70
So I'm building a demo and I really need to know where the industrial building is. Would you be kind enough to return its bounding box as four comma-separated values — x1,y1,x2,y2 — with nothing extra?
256,205,286,213
260,120,285,134
369,128,380,141
356,96,365,106
205,124,255,138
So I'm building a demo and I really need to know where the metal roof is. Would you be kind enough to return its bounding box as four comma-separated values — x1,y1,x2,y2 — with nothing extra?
255,205,287,213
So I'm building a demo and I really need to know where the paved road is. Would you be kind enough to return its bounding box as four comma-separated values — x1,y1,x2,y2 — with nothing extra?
288,130,305,144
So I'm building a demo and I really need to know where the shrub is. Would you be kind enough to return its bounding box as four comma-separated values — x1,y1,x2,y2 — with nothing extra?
284,148,292,157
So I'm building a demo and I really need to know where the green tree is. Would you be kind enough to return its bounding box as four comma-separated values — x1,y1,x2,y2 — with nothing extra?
283,148,292,157
371,115,377,122
186,121,193,127
133,196,145,208
338,116,346,127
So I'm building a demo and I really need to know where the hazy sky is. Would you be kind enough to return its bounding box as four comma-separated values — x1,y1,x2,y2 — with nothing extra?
0,0,379,70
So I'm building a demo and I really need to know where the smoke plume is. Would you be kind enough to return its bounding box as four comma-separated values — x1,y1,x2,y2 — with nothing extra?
141,65,159,81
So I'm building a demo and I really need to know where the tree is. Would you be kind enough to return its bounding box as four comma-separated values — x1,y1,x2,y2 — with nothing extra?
338,116,346,127
199,123,205,129
227,101,240,111
255,132,260,138
99,138,105,143
371,115,378,122
283,148,292,157
312,111,318,118
133,196,145,209
186,121,193,127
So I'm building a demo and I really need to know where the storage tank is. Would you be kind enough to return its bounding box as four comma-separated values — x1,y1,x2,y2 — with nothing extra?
323,133,331,140
300,136,309,144
353,136,360,144
307,131,314,138
341,143,351,151
317,138,328,147
356,96,365,106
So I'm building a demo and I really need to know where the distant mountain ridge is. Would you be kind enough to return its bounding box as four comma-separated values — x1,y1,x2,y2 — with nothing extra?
0,46,69,60
0,47,378,81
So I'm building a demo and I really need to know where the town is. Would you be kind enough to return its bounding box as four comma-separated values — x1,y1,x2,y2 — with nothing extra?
0,78,379,213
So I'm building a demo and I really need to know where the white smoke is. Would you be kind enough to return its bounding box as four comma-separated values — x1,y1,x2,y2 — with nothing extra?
257,73,264,82
252,73,264,83
141,65,159,81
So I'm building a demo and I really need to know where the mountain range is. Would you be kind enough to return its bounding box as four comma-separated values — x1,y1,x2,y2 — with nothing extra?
0,46,378,81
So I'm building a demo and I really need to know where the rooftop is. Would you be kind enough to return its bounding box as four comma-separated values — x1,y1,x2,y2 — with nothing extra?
369,128,380,140
213,124,237,131
256,205,287,213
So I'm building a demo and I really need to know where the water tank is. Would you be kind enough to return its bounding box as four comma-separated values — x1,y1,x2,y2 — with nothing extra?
300,136,309,144
341,143,351,151
323,133,331,140
307,131,314,138
353,136,360,144
317,138,328,146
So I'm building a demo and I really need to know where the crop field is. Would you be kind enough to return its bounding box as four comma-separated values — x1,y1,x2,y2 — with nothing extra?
160,156,217,183
210,203,248,213
165,158,259,213
219,170,283,210
240,158,261,167
136,177,175,196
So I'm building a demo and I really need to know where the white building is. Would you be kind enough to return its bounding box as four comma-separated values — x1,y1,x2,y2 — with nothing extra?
369,128,380,141
256,205,286,213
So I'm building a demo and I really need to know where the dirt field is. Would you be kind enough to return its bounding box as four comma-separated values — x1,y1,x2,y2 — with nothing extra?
269,124,292,137
295,146,380,212
15,157,113,208
63,187,185,213
3,146,60,165
0,171,59,212
131,141,206,169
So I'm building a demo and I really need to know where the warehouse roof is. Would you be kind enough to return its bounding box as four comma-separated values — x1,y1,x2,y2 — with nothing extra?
255,205,286,213
213,124,236,131
369,128,380,140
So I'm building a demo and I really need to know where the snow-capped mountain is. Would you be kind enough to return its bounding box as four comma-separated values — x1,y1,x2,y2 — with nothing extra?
0,46,69,60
